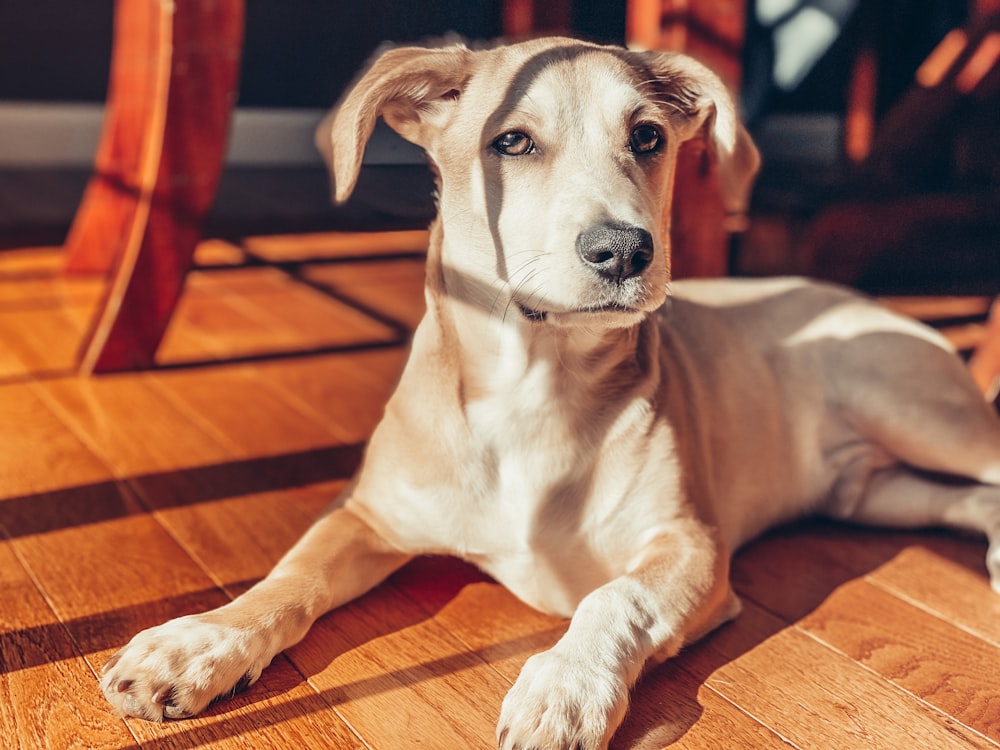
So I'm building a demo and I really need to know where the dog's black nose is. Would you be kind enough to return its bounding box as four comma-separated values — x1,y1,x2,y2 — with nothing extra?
576,223,654,281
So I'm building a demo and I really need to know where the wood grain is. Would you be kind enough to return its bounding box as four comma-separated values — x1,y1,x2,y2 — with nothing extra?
800,579,1000,741
156,267,398,365
682,604,996,749
302,258,428,330
0,540,136,750
244,229,429,262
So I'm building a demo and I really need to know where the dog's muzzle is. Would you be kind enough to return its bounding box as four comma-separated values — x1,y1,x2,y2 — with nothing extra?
576,223,654,283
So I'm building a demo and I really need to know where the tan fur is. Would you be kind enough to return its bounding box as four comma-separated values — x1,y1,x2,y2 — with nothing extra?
102,37,1000,749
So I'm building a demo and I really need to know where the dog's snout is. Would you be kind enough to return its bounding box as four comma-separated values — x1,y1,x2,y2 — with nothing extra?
576,224,654,281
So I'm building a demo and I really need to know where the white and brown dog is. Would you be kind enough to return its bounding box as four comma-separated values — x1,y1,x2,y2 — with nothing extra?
101,37,1000,749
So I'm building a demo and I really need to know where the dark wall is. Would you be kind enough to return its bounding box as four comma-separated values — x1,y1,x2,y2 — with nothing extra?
239,0,503,108
0,1,625,108
0,2,114,102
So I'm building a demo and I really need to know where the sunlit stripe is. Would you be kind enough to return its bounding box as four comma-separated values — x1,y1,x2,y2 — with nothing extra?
915,30,968,88
956,32,1000,93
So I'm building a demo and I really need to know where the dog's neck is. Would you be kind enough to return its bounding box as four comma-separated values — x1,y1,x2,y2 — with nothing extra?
421,231,660,419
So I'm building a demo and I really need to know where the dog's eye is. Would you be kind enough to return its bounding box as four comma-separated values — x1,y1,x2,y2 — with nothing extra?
492,131,535,156
629,124,661,155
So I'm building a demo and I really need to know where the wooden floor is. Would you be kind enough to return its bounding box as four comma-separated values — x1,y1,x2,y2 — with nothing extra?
1,233,999,750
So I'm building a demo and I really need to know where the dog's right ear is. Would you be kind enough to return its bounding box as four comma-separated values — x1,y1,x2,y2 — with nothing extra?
316,43,472,204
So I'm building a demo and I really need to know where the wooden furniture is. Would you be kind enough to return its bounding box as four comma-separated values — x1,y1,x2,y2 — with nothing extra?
64,0,243,373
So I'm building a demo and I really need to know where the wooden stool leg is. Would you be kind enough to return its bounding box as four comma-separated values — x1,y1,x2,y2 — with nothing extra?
65,0,243,374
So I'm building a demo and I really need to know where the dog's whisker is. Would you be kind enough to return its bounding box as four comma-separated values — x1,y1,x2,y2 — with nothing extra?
501,267,542,324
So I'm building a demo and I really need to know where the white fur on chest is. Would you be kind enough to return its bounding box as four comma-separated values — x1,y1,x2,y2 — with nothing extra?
357,318,684,617
452,332,676,616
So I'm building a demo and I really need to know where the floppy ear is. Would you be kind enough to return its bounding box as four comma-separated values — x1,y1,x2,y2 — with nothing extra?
315,43,473,203
638,51,760,216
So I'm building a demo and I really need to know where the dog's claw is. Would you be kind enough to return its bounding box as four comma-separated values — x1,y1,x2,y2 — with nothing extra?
497,648,624,750
100,615,263,721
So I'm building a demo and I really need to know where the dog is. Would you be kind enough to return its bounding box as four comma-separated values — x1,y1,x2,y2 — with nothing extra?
100,36,1000,749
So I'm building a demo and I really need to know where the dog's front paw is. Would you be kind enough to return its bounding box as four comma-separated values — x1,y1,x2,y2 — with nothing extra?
497,647,628,750
100,613,264,721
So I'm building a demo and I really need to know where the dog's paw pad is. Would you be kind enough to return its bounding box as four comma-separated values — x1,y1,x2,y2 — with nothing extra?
497,648,626,750
100,615,262,721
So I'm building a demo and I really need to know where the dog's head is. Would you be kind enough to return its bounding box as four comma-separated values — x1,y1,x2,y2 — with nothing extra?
320,37,758,329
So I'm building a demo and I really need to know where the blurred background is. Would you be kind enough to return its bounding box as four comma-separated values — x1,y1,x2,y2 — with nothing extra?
0,0,998,293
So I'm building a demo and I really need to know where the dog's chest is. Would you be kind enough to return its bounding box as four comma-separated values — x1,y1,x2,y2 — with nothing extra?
449,373,675,616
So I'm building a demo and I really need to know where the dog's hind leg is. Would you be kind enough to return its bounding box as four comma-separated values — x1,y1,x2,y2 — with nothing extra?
824,331,1000,589
833,465,1000,591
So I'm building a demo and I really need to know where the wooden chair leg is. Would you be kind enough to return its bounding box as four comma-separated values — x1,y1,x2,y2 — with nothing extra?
65,0,243,374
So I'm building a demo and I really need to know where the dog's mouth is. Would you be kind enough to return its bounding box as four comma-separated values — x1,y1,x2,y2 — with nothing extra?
515,301,644,325
515,303,549,322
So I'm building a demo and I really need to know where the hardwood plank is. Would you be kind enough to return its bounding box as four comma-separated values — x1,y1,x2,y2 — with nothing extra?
250,350,408,443
11,499,364,750
614,660,793,750
0,274,103,307
30,369,353,587
6,383,365,748
244,229,430,262
391,558,792,749
680,603,996,749
0,539,137,750
181,266,303,297
0,346,28,379
0,304,93,376
0,246,65,274
149,483,336,598
799,579,1000,742
248,281,399,350
149,364,342,458
33,374,234,480
731,521,944,622
880,295,992,321
287,576,514,749
157,267,398,365
732,521,999,646
156,288,294,363
193,238,246,267
939,321,986,352
389,557,566,683
0,383,111,498
302,258,428,329
866,541,1000,645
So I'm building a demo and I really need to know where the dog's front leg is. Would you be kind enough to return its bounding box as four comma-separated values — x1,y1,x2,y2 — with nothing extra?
497,520,738,750
101,505,411,721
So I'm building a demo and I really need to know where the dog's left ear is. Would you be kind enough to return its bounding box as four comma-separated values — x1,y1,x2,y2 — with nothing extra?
316,42,473,203
637,51,760,216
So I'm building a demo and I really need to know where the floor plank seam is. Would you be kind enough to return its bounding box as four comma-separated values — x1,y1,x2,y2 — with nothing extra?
790,621,1000,747
697,680,805,749
864,573,1000,649
0,525,145,746
277,264,416,340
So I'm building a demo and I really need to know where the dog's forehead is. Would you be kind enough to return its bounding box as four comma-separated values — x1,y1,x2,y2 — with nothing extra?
470,41,651,119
